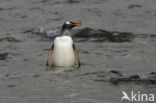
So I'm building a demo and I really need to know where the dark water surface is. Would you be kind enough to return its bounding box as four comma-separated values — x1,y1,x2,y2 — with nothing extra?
0,0,156,103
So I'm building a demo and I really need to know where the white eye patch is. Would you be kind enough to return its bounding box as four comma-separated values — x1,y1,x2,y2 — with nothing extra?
66,21,70,24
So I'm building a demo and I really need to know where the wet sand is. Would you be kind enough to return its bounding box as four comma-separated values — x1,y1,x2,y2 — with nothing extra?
0,0,156,103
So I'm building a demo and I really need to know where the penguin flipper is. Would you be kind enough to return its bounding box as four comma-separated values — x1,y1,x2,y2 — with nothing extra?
73,44,81,67
46,44,54,66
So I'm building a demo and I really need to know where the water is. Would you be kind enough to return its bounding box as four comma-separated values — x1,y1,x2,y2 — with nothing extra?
0,0,156,103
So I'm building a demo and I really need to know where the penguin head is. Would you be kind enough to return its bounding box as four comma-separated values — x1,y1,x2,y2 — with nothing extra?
62,21,81,30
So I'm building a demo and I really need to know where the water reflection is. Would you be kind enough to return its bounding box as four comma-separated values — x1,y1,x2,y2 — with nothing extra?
45,66,80,73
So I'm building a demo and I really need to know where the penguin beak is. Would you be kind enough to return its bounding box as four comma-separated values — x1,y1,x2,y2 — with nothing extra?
71,23,81,26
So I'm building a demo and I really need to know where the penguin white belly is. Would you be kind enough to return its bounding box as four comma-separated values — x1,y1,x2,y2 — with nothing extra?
52,36,75,67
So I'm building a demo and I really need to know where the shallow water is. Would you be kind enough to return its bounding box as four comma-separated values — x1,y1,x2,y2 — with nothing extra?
0,0,156,103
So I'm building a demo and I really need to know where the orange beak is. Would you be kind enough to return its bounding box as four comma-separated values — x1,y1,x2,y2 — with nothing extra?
72,23,81,26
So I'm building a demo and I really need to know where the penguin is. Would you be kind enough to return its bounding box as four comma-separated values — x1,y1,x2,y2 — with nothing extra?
46,21,81,67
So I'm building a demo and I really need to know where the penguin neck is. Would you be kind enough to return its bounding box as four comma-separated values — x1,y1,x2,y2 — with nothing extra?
60,28,72,36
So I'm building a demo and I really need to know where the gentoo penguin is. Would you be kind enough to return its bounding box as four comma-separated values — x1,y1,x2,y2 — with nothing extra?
46,21,81,67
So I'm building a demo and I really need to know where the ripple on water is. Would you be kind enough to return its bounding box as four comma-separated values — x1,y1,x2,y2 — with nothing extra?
76,70,156,85
0,52,9,60
0,37,20,42
67,0,83,3
74,28,135,42
23,27,135,42
128,4,142,9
